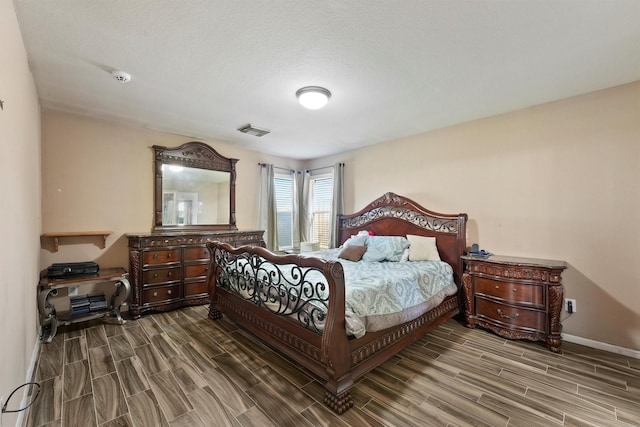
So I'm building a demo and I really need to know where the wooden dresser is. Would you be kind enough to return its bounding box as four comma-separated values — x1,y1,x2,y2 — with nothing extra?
461,255,567,352
126,230,264,317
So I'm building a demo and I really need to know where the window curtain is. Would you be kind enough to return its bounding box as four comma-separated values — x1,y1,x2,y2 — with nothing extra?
258,164,278,251
292,170,311,250
329,162,344,248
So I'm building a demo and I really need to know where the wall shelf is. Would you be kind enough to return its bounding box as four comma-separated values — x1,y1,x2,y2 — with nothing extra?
42,231,114,252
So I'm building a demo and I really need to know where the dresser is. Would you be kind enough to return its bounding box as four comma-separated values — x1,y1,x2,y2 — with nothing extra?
461,255,567,352
126,230,264,317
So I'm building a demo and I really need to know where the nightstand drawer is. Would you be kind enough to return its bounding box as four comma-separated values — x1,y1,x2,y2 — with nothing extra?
476,298,546,331
143,284,180,304
476,278,544,306
144,249,180,265
143,267,182,284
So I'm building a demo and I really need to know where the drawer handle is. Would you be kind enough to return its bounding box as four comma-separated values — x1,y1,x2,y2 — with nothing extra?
496,309,519,320
495,285,499,289
167,290,172,295
152,254,159,259
167,272,172,278
167,253,172,258
153,291,158,297
153,273,158,279
513,288,517,292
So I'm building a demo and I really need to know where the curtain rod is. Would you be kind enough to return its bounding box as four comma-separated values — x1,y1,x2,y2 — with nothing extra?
258,163,343,173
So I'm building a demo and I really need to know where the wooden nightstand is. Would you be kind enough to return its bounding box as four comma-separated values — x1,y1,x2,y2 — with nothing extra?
461,255,567,352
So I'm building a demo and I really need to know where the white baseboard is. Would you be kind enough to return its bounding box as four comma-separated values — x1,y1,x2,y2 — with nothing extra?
16,337,40,427
563,333,640,360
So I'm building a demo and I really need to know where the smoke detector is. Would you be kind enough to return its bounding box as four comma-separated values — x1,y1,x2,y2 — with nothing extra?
237,124,270,137
111,70,131,83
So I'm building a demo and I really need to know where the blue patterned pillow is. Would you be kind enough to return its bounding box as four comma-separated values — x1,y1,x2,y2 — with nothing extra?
342,235,368,247
362,236,410,262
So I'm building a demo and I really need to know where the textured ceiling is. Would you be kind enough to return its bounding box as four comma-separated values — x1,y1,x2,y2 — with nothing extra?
13,0,640,160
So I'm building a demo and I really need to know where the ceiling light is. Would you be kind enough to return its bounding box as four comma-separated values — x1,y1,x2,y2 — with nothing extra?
296,86,331,110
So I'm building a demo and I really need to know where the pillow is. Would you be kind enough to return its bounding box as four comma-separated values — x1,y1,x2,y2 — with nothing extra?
407,235,441,261
342,235,368,247
362,236,410,262
338,245,367,262
399,248,410,262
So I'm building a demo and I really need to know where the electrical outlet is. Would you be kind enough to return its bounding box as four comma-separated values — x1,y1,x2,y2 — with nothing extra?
68,286,79,297
564,298,577,313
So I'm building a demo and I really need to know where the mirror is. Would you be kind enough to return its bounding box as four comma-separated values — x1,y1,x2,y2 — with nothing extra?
153,142,237,231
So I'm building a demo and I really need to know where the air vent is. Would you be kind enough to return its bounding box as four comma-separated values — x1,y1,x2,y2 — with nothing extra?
237,124,270,137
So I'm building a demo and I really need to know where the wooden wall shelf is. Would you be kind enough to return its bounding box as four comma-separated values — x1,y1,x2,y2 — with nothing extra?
42,231,114,252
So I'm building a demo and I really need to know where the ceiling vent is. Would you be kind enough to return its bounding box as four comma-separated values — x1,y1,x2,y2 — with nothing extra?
237,124,270,137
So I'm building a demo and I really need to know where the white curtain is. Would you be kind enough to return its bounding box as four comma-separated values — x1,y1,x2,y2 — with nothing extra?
258,164,278,251
292,170,311,250
329,162,344,248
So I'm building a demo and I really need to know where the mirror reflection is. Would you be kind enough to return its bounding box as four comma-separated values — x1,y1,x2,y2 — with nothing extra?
161,166,230,226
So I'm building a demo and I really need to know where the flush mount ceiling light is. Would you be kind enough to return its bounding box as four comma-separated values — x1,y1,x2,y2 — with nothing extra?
296,86,331,110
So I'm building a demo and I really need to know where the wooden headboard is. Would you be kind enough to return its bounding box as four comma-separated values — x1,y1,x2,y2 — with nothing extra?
337,192,468,284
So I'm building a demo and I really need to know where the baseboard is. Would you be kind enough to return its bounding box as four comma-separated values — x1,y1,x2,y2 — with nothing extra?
16,337,40,427
563,333,640,360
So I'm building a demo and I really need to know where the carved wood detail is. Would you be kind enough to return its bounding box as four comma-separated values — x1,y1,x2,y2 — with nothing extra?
462,255,566,352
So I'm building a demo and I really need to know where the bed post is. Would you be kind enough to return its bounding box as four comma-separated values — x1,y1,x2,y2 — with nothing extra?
321,262,354,414
206,245,223,320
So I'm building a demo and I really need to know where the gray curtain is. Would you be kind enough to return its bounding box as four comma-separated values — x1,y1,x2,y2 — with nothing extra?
258,164,278,251
329,162,344,248
292,170,311,250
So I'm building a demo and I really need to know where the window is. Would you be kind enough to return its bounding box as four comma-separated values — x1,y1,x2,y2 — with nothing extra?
310,174,333,249
274,174,293,250
271,171,334,251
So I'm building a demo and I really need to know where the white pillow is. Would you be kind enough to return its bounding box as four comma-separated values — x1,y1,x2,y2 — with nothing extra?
407,235,441,261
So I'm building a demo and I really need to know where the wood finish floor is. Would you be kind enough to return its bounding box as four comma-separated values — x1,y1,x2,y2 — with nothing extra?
25,305,640,427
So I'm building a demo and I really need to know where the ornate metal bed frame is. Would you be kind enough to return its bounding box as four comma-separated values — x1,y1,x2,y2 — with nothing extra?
207,192,467,414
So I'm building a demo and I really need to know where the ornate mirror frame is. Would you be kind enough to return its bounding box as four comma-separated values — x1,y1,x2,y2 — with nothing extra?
153,141,238,231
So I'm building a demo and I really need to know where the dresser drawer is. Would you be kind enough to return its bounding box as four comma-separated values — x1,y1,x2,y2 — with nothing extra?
184,280,208,298
184,246,210,261
476,277,544,306
476,298,546,332
143,284,180,304
143,249,180,265
184,264,208,279
143,267,182,284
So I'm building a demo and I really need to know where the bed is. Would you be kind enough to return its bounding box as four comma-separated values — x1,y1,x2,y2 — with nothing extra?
206,192,467,414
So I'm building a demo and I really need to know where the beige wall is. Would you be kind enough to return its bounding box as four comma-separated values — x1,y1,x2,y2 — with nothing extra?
310,82,640,351
0,0,42,425
40,110,302,270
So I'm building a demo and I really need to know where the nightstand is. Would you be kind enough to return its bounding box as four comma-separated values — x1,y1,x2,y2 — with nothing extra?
461,255,567,352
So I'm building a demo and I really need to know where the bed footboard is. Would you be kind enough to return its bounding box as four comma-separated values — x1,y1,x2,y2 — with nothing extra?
207,241,354,413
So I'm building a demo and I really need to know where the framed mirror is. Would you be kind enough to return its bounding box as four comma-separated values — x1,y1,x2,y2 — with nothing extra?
153,141,237,231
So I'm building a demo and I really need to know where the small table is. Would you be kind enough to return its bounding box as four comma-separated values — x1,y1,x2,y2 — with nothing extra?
37,268,131,343
461,255,567,352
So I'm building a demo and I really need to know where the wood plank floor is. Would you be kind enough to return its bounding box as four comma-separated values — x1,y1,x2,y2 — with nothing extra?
25,305,640,427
